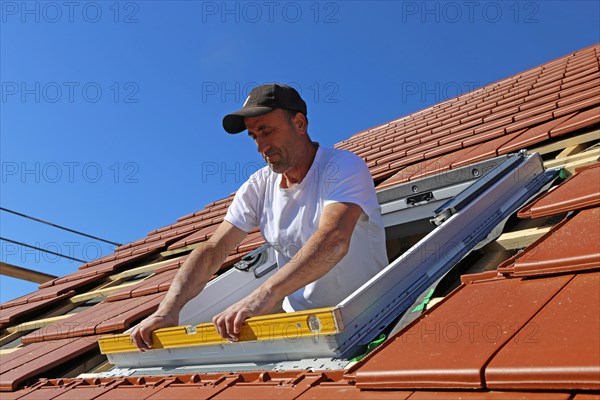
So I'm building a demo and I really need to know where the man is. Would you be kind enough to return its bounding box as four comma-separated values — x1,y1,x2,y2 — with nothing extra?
131,83,387,348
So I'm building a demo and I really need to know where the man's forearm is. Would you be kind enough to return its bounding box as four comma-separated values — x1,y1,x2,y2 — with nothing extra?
259,202,362,303
262,226,350,301
155,242,225,316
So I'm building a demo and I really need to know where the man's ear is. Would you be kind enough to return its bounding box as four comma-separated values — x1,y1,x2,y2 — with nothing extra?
292,112,307,133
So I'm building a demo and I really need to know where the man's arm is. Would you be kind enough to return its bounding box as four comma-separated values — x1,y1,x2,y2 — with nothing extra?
212,202,362,341
130,220,247,350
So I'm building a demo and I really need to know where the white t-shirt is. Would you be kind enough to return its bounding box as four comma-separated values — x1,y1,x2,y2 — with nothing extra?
225,145,388,312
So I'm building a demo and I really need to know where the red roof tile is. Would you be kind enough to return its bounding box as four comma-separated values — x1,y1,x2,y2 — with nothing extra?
211,371,335,400
406,392,572,400
0,336,101,391
236,230,266,253
0,275,98,310
572,395,600,400
0,292,74,329
409,146,474,181
297,372,412,399
423,140,463,159
95,293,164,334
154,255,189,274
375,157,440,189
518,163,600,218
104,252,251,305
550,105,600,137
105,269,178,302
560,70,600,92
6,374,584,399
451,130,524,168
350,274,573,389
498,207,600,277
554,93,600,118
21,292,164,343
497,112,577,153
558,76,600,99
485,272,600,391
166,224,219,250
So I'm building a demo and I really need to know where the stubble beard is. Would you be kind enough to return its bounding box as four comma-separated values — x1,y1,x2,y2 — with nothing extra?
264,151,291,174
267,159,289,174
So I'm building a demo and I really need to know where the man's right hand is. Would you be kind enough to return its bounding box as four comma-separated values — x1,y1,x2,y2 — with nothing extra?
129,312,179,351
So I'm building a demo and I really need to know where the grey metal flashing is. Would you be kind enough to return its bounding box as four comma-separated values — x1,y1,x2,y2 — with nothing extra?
376,155,509,204
432,151,528,225
380,180,473,232
95,358,350,379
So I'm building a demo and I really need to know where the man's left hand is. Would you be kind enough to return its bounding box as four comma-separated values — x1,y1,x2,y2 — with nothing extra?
212,285,277,341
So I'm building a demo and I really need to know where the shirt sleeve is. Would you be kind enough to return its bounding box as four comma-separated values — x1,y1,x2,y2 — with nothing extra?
224,171,262,233
323,151,377,217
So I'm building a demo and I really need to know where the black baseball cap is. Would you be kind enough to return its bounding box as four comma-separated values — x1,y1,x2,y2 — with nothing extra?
222,83,307,134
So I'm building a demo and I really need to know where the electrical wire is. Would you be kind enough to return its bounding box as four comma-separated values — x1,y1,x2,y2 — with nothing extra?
0,207,122,246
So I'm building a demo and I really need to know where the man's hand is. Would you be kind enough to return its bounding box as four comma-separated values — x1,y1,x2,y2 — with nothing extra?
212,286,278,341
130,312,179,351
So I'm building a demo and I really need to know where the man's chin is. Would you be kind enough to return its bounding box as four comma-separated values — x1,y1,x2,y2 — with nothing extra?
268,163,284,174
268,162,289,174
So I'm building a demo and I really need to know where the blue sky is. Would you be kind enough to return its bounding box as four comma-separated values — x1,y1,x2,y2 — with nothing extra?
1,0,599,302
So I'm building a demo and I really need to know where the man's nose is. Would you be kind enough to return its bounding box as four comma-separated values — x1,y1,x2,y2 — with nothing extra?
256,137,270,154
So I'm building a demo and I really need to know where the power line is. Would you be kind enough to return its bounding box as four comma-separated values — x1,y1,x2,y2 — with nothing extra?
0,237,87,263
0,207,122,247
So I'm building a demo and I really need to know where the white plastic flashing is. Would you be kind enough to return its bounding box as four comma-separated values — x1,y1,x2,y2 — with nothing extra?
178,245,277,326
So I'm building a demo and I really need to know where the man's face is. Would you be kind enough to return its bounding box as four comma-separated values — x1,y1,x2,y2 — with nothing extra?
244,109,305,174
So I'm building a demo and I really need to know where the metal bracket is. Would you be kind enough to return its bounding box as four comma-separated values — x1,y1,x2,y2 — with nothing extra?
234,244,277,278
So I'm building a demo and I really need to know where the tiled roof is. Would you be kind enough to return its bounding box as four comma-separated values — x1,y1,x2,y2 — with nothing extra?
0,292,74,330
0,336,101,392
518,162,600,218
349,206,599,390
1,43,599,398
337,44,600,188
497,206,600,277
20,292,165,344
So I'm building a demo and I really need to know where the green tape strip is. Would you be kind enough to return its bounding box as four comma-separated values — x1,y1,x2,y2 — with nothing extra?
351,334,387,362
412,288,435,312
558,168,569,181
